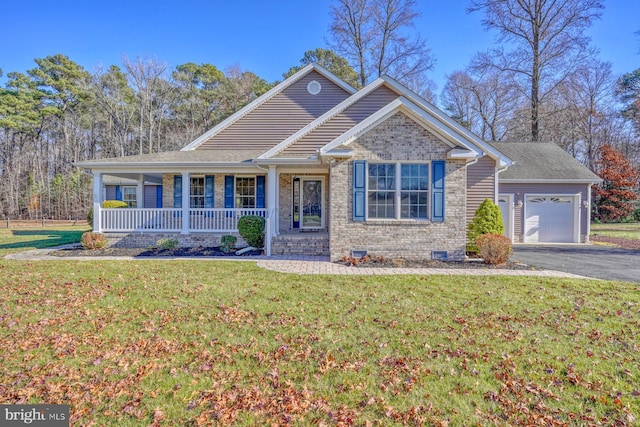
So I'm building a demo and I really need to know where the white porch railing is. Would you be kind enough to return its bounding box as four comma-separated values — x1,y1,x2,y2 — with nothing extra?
100,208,267,232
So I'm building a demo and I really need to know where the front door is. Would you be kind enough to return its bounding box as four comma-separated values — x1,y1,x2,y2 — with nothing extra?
293,177,324,229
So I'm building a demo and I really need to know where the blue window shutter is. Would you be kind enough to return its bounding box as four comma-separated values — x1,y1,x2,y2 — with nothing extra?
224,176,234,208
353,160,366,221
173,176,182,208
256,176,265,209
115,185,122,201
156,185,163,208
432,160,445,222
205,175,214,208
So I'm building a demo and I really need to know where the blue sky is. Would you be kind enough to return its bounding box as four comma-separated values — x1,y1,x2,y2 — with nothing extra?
1,0,639,95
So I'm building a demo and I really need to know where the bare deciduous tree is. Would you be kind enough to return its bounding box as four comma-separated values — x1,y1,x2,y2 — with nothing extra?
468,0,603,141
329,0,434,91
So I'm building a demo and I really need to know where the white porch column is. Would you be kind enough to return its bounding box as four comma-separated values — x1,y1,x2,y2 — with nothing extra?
266,165,278,256
136,174,144,208
92,172,102,232
181,172,190,234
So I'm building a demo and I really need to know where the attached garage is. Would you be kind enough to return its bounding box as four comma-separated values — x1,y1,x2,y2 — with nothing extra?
491,142,601,244
523,195,579,243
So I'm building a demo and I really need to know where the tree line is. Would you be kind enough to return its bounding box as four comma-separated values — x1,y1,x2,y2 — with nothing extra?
0,56,272,219
1,0,639,221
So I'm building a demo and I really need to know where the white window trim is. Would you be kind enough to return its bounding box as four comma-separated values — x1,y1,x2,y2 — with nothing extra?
366,161,431,221
235,175,257,209
122,186,137,208
189,176,206,209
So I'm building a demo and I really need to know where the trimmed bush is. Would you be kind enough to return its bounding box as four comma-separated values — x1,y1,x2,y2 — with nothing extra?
81,232,108,250
87,200,128,228
157,238,179,250
467,198,505,254
102,200,128,209
238,215,265,248
220,235,237,253
476,233,512,265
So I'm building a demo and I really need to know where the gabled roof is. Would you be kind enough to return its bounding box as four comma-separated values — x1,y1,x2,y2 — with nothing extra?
181,63,357,152
258,75,511,168
490,142,602,183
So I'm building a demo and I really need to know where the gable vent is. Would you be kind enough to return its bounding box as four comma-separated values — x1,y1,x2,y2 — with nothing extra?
307,80,322,95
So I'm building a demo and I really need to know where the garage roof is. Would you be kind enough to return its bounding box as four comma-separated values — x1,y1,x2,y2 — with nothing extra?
491,142,602,183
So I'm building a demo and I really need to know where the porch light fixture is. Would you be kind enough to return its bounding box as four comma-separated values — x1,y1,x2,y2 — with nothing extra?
582,200,590,208
515,200,523,208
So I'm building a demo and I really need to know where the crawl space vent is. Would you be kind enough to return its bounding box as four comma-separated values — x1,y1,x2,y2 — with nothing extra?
351,250,367,259
431,251,448,261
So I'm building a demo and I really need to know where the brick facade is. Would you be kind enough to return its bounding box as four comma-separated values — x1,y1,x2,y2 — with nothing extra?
329,112,468,261
105,232,248,249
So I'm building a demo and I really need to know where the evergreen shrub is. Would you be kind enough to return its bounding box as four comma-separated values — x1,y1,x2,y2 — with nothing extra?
238,215,265,248
467,198,505,254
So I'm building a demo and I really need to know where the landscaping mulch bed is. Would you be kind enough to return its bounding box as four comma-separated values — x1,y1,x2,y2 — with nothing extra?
590,235,640,250
335,255,538,270
51,246,536,269
52,246,263,258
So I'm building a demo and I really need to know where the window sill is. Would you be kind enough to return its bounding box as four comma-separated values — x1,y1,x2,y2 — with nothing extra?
362,219,432,226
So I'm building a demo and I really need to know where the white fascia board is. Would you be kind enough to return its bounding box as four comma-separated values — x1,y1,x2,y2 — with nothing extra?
379,76,512,168
181,64,356,152
86,163,261,174
499,178,603,184
258,78,387,159
254,157,322,166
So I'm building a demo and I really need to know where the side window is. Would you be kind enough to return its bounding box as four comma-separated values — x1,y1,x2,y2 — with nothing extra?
122,186,137,208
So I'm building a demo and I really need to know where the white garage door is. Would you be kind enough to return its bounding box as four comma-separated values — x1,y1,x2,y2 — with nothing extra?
524,196,577,243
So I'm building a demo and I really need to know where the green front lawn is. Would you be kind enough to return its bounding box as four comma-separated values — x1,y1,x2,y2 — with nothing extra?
591,222,640,241
0,229,638,425
0,226,88,256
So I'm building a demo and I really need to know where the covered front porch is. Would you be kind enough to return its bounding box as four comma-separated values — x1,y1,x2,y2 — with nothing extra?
89,166,331,256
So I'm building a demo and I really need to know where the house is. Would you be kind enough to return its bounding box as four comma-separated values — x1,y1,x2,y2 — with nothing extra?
76,64,599,260
491,142,601,244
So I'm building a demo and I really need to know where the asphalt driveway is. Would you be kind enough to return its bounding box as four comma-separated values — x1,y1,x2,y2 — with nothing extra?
511,244,640,282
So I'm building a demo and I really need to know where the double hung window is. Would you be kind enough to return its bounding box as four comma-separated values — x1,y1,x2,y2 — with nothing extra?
122,186,137,208
367,163,429,220
190,177,205,208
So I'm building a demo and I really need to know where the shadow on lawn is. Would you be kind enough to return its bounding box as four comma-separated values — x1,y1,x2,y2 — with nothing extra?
0,230,84,250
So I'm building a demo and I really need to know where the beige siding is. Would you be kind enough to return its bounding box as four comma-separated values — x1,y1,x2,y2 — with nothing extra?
499,183,591,242
197,71,351,151
466,156,496,224
277,85,399,158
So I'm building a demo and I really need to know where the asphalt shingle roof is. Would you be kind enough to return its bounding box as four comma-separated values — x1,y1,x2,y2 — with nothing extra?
76,149,265,166
490,142,601,182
